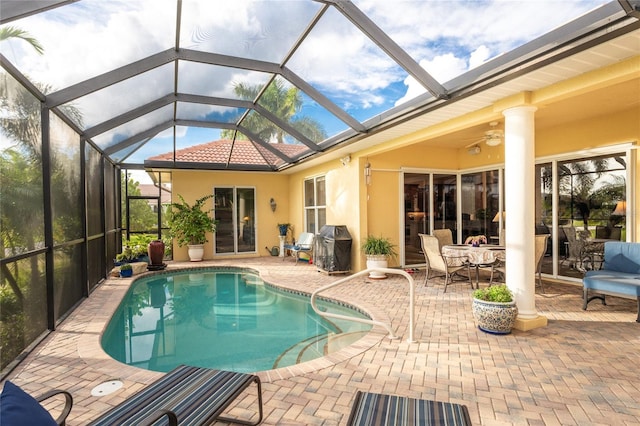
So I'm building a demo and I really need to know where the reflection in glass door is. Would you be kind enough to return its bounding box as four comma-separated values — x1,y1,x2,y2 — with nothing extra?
433,174,457,242
460,171,500,244
214,187,256,254
404,174,430,265
536,153,627,280
403,173,457,266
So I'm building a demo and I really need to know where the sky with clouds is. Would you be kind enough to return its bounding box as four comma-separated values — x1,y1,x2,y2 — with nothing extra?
1,0,610,156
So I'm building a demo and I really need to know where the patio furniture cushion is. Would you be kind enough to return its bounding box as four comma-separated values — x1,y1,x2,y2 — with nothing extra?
88,365,262,426
606,254,640,274
347,391,472,426
0,381,58,426
283,232,315,264
603,242,640,273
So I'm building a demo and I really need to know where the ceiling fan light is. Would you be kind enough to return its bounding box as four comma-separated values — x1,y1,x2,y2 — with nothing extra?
485,128,503,146
485,137,502,146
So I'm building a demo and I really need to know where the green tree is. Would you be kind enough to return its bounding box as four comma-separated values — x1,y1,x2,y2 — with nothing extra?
121,177,158,233
0,26,44,54
221,77,326,143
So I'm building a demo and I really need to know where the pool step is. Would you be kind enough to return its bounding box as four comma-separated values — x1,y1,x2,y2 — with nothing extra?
273,331,369,369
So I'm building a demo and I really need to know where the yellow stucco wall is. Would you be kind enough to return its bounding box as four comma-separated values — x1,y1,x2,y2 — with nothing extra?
536,108,638,156
170,170,289,261
286,158,364,269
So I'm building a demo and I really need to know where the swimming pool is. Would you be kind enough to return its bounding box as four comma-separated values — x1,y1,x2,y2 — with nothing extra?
101,267,372,373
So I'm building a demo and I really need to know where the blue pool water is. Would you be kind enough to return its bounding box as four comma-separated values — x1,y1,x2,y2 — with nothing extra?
101,268,372,373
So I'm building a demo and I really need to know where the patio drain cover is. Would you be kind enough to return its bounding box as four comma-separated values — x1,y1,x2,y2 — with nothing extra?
91,380,123,396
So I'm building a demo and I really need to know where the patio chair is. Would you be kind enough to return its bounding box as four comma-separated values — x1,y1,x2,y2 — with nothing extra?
432,228,453,251
420,234,472,292
0,381,72,426
490,234,548,289
535,234,549,292
561,226,588,271
2,365,263,426
283,232,315,264
87,365,263,426
347,390,472,426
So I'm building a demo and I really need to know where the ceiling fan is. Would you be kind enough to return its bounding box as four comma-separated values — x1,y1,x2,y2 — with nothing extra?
463,121,505,155
483,121,504,146
465,121,504,150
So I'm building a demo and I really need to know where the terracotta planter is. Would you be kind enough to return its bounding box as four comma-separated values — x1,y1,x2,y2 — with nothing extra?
472,298,518,334
147,240,165,265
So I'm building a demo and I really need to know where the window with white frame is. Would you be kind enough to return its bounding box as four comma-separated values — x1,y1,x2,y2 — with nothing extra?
304,176,326,234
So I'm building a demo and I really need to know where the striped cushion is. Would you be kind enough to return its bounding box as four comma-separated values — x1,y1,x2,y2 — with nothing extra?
88,365,262,426
347,391,471,426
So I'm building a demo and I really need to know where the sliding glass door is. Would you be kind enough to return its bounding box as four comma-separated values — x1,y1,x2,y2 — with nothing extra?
537,153,627,279
460,170,501,245
214,187,256,254
402,173,457,266
404,173,430,265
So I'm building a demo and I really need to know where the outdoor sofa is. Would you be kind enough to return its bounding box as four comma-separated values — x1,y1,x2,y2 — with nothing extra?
582,241,640,322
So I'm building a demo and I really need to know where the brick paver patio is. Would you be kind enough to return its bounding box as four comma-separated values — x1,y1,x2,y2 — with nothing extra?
4,257,640,425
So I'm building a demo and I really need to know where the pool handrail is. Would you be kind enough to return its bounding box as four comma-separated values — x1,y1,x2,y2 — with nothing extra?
310,268,416,343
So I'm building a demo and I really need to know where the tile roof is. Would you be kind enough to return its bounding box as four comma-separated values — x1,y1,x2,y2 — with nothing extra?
147,139,310,168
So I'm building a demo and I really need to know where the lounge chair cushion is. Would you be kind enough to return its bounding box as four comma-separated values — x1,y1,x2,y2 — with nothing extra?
88,364,262,426
347,390,471,426
0,381,58,426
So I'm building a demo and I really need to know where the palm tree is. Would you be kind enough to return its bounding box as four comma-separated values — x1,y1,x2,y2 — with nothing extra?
0,26,44,54
221,77,326,143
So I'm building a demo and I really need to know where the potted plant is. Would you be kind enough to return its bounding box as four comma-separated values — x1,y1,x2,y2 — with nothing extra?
168,194,217,261
472,284,518,334
361,235,397,279
119,263,133,278
277,223,291,237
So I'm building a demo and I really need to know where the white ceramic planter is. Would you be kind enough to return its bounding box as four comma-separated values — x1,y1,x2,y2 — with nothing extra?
187,244,204,262
472,298,518,334
366,255,388,279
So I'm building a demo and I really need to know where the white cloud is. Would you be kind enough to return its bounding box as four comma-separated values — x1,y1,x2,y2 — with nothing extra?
469,46,491,70
0,0,611,139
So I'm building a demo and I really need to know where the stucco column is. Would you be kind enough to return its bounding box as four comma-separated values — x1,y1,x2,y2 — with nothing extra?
503,106,547,330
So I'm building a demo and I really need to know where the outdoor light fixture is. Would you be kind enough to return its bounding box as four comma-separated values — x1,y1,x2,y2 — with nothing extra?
364,161,371,185
270,198,277,212
340,154,351,166
468,145,481,155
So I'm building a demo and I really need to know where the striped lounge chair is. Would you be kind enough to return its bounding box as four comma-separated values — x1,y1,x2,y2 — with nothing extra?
347,391,472,426
88,365,263,426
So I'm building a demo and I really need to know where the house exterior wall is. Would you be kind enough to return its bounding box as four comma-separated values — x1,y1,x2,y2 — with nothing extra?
170,169,289,261
169,57,639,266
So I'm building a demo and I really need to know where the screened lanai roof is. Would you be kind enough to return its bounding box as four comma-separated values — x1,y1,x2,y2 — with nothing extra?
1,0,639,171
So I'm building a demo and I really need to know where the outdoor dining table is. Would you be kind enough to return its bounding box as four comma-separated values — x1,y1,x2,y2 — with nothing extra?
442,244,505,288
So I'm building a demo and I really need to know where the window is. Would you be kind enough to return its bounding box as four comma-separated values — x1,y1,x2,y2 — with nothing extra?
304,176,326,234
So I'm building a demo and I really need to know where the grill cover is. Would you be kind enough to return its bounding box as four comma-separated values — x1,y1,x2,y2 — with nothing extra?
315,225,352,273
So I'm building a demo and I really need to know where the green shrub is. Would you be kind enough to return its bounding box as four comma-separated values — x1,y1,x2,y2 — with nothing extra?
472,284,513,303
